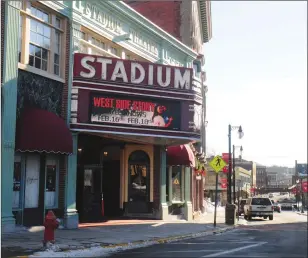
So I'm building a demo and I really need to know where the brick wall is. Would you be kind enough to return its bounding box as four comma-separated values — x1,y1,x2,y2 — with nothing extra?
58,18,71,212
127,1,181,40
1,1,5,84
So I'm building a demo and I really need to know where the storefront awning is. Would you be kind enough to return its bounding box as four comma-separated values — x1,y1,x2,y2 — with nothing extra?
15,108,73,154
166,144,195,167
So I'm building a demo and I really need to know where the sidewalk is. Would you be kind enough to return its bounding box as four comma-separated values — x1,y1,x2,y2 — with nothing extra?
1,210,238,257
297,211,308,216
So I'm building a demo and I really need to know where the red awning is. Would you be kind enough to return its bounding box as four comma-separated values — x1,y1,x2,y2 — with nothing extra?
15,108,73,154
166,144,195,167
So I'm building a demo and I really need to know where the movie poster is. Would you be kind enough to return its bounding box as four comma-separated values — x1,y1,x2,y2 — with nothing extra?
90,94,181,130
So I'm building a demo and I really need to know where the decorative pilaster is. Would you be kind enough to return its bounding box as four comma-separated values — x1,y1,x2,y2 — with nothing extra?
168,166,172,203
184,167,193,221
1,1,21,232
160,147,168,219
64,133,79,229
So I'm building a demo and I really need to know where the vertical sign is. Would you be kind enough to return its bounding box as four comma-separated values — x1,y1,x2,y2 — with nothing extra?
222,153,231,173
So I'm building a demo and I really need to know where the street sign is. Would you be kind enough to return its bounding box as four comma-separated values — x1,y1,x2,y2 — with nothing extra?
209,155,227,173
221,183,227,189
222,153,231,173
296,163,307,177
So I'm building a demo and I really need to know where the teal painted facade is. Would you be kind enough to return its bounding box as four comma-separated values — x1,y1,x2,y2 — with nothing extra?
1,0,203,231
1,1,22,232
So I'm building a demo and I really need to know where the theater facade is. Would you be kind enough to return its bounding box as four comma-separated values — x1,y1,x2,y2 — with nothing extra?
1,0,208,231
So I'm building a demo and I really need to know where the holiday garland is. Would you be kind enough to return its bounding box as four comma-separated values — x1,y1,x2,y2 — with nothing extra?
194,158,206,177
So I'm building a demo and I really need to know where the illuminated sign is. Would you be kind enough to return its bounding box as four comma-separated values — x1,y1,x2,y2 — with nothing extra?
90,94,181,130
73,54,193,91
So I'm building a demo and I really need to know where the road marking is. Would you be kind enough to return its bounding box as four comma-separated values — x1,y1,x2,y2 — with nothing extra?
152,222,165,227
201,242,267,257
165,250,222,253
168,242,215,245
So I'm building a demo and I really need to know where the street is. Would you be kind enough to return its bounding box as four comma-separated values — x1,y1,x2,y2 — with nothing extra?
109,212,308,258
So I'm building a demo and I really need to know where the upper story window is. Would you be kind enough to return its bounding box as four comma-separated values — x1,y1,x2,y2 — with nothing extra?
92,37,106,50
19,3,65,78
193,62,201,78
78,28,146,62
109,46,118,56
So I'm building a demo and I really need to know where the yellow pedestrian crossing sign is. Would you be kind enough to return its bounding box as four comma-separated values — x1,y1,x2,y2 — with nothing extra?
209,155,227,173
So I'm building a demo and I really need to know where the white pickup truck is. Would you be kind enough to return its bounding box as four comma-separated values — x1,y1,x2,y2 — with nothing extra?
244,197,274,221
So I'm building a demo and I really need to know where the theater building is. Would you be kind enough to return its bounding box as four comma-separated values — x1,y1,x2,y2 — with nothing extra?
1,0,210,232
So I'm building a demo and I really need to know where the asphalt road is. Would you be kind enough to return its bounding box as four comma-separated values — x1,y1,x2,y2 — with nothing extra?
109,212,308,258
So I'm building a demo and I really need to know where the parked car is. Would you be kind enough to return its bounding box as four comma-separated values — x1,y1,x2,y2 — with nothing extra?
244,197,274,220
278,198,299,210
236,199,248,216
271,199,281,213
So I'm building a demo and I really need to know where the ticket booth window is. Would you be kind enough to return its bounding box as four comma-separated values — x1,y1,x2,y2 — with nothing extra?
172,166,182,202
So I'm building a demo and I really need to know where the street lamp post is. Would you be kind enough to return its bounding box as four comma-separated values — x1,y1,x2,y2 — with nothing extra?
296,178,304,213
227,125,243,204
300,178,304,213
232,145,243,204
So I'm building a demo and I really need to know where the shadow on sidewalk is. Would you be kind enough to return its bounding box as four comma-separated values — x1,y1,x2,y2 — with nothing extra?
1,247,40,258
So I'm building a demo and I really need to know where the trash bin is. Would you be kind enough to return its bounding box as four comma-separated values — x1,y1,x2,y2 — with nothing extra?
225,203,236,225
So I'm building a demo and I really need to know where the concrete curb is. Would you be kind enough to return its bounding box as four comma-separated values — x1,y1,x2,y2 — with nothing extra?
297,212,308,216
25,225,238,257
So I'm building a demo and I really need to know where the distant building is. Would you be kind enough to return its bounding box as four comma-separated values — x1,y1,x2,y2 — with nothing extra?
234,158,257,189
266,166,294,188
256,165,267,189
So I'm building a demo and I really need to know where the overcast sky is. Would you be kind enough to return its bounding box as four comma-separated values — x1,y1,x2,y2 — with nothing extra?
204,1,307,167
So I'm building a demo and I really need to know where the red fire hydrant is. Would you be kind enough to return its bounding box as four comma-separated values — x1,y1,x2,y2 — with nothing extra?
43,210,59,247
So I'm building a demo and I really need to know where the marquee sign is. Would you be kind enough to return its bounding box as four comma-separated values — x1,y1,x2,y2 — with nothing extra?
71,53,202,143
73,54,193,91
90,93,181,130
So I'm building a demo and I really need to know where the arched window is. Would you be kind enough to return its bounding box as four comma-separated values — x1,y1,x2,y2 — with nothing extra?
128,150,150,164
128,151,150,212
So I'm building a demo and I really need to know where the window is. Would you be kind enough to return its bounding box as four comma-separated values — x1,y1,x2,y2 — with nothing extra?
193,62,201,78
45,155,59,208
128,150,150,204
92,37,106,50
13,155,22,209
110,46,118,56
19,4,64,77
24,154,40,208
54,31,60,75
29,10,50,71
172,166,182,201
251,198,272,205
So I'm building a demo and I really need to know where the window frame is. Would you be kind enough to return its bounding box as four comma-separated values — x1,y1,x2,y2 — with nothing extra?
44,154,60,209
171,166,184,203
18,2,66,81
12,154,26,211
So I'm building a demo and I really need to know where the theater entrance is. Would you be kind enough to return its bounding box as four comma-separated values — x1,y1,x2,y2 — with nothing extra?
76,134,123,223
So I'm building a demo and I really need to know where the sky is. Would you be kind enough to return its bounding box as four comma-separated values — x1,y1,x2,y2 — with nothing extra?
204,1,307,167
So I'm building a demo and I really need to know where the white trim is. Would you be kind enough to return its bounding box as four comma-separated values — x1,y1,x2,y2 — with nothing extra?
73,86,201,102
73,80,197,97
70,128,200,141
71,122,198,135
18,63,65,83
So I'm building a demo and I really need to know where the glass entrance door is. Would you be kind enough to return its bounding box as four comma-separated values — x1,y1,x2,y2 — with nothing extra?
128,151,150,213
81,165,103,222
